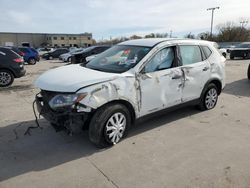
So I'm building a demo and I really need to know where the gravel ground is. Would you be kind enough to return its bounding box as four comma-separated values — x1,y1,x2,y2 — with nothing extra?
0,59,250,188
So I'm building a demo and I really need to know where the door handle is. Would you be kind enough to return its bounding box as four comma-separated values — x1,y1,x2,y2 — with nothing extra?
203,67,209,71
172,75,182,79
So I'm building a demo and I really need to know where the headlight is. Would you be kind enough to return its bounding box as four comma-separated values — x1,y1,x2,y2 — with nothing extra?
49,93,87,109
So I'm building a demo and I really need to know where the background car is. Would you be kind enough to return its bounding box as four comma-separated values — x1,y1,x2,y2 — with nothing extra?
0,47,26,87
59,48,84,62
71,45,110,64
230,43,250,59
42,48,69,60
37,47,54,56
6,46,25,57
18,47,40,65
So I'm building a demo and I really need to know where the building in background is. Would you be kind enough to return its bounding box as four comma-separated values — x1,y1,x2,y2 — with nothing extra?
0,32,94,48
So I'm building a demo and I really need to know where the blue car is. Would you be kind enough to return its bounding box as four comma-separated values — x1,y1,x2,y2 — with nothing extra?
18,47,40,65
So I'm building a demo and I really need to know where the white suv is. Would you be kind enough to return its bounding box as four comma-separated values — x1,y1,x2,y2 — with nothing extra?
35,38,226,147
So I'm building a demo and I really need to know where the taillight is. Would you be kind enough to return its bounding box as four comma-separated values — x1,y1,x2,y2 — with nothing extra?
14,58,24,63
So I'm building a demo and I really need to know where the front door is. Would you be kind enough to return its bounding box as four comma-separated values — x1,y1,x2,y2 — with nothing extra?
138,46,184,117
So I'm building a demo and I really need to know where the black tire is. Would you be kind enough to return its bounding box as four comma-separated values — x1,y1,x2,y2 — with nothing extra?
49,56,53,60
28,58,36,65
230,55,234,60
67,57,71,62
0,70,14,87
247,64,250,80
89,103,131,148
198,83,218,111
222,52,226,58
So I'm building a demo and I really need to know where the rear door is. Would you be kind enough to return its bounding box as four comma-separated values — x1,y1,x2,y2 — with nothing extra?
178,45,211,102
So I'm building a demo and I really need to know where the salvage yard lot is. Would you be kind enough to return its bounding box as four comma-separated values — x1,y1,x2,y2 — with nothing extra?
0,59,250,188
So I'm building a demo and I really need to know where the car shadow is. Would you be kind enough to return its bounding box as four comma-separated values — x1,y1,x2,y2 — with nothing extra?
0,84,33,92
223,78,250,97
0,105,201,182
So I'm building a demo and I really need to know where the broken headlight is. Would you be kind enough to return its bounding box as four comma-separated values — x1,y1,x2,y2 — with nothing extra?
49,93,87,109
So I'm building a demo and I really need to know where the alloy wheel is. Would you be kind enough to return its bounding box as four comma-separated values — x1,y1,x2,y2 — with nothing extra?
205,88,218,109
0,71,12,86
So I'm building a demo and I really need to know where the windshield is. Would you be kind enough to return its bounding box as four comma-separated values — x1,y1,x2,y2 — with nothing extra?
86,45,151,73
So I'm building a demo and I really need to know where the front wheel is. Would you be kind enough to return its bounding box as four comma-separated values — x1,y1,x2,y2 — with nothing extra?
89,104,131,148
198,83,218,111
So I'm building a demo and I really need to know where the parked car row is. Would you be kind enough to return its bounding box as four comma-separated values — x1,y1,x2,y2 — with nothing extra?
40,45,111,64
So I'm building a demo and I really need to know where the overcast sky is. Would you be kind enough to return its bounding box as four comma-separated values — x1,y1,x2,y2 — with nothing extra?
0,0,249,40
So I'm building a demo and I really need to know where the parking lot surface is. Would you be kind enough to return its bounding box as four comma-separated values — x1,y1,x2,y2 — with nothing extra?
0,59,250,188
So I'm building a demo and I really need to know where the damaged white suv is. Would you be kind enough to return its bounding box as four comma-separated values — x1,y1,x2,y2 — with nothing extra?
35,38,226,147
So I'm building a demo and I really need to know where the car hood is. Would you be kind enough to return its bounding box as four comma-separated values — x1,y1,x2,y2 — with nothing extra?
35,64,120,92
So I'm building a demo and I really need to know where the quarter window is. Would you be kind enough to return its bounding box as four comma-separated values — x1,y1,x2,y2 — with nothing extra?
202,46,212,58
179,45,202,65
144,47,175,73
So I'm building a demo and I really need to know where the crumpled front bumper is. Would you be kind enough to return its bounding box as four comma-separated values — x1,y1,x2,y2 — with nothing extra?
35,94,88,133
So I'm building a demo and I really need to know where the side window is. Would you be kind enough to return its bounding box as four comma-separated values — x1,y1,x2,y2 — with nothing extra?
179,45,202,65
202,46,212,59
144,47,175,73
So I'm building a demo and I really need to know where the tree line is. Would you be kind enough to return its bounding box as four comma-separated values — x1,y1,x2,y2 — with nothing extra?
97,21,249,45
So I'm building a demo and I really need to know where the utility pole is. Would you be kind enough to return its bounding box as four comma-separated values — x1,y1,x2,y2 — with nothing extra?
207,7,220,37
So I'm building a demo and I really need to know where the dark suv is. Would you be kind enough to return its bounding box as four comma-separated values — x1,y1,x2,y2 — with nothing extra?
42,48,69,60
71,46,110,64
230,43,250,60
0,47,26,87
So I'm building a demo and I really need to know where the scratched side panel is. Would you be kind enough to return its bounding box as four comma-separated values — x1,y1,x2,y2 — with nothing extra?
76,77,139,117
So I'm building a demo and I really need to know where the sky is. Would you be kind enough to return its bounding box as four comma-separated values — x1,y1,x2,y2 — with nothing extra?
0,0,249,40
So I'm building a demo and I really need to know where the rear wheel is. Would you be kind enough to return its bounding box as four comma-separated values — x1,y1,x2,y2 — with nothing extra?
89,104,131,148
67,57,71,62
28,58,36,65
49,56,53,60
0,70,14,87
198,83,218,111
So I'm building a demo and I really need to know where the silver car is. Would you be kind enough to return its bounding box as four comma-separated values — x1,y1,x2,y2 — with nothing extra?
35,38,226,147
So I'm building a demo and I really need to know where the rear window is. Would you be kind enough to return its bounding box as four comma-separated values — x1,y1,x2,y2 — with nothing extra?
179,45,202,65
0,48,20,59
19,48,29,53
201,46,212,58
31,48,38,53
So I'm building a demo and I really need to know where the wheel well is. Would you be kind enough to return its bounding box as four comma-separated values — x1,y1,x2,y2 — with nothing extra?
0,68,16,78
99,100,136,124
209,79,222,95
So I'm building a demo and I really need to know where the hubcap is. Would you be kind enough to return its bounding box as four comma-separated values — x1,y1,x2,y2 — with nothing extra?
105,112,126,144
0,72,11,86
205,88,218,109
30,59,35,64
